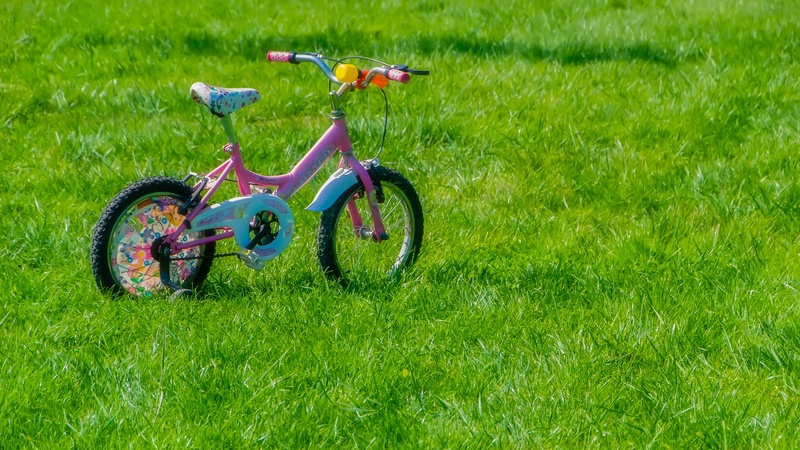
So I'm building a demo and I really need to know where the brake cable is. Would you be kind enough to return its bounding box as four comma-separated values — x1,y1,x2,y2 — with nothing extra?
327,55,392,160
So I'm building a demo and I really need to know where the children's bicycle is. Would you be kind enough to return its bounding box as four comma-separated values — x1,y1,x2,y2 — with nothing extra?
90,51,428,296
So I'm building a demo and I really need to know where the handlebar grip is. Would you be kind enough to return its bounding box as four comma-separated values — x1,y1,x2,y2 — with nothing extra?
267,51,296,63
386,69,410,84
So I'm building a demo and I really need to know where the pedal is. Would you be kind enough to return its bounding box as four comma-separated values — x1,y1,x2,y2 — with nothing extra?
237,249,268,270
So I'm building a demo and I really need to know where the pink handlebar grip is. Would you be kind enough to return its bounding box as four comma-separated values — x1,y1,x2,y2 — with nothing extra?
386,69,410,84
267,51,294,62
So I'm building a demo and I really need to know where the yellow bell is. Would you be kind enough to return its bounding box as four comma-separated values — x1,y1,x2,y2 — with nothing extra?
335,64,360,83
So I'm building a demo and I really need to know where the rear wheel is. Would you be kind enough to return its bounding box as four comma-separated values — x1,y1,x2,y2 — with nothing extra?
90,177,215,296
317,166,423,282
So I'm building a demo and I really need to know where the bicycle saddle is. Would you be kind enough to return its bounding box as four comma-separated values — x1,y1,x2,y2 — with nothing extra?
190,82,261,117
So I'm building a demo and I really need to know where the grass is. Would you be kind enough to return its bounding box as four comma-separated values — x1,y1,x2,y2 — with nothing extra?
2,0,800,447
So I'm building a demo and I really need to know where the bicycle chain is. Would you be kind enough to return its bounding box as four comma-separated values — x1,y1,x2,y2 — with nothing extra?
170,252,240,261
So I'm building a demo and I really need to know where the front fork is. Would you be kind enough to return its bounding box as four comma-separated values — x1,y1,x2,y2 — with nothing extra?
340,153,388,242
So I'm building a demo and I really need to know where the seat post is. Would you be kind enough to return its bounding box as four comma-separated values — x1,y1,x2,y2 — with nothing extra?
220,115,238,144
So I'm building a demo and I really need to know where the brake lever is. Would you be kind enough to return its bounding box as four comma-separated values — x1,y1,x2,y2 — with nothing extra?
390,64,430,76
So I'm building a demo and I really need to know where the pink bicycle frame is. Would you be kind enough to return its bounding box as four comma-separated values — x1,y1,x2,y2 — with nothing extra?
162,115,388,254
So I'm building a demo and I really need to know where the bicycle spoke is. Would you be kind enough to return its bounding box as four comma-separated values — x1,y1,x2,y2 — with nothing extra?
381,199,403,222
386,216,407,233
336,235,368,261
114,260,160,279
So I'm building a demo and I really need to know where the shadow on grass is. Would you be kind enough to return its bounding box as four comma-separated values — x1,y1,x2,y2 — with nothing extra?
248,32,698,66
411,34,696,66
75,27,697,67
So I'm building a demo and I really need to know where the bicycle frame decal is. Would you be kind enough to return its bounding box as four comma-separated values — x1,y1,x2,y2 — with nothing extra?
196,207,235,228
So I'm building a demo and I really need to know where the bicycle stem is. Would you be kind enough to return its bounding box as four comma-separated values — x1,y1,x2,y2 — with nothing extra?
329,83,352,115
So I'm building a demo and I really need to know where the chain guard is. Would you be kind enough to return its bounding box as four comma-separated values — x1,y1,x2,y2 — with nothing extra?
189,193,294,262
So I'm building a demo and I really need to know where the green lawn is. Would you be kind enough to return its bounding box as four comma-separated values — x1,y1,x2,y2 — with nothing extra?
2,0,800,447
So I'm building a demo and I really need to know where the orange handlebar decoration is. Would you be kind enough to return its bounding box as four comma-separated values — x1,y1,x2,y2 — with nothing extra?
371,73,389,89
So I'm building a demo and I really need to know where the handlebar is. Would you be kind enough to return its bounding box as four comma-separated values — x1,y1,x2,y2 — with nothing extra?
266,51,428,87
268,51,341,84
266,51,296,63
385,69,410,84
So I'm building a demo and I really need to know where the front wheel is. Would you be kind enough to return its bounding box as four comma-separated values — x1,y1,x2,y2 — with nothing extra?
318,166,423,282
90,176,216,296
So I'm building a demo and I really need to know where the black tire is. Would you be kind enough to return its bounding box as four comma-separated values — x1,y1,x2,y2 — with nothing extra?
91,176,215,296
318,166,423,282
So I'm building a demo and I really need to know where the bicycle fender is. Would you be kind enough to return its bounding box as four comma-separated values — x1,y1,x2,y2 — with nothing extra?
306,168,359,212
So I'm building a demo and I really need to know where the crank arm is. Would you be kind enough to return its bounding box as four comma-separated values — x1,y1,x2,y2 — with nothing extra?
158,247,186,293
